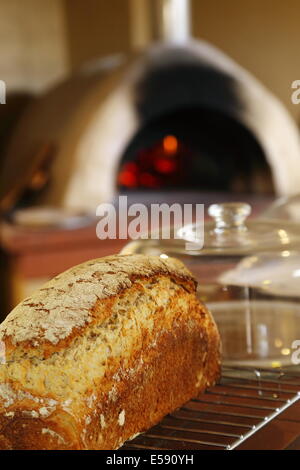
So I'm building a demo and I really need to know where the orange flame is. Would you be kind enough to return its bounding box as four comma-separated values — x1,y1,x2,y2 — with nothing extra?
163,135,178,155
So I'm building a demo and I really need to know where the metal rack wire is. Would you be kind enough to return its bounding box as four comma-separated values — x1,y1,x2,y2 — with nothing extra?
122,366,300,450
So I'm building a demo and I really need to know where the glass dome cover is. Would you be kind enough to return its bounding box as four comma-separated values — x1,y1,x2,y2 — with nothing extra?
121,202,300,367
261,193,300,223
124,201,300,256
178,202,300,255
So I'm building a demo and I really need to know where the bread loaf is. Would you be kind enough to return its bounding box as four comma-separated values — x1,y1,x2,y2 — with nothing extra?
0,254,221,450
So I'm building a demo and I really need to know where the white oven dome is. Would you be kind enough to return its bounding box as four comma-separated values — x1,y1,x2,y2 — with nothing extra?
1,40,300,213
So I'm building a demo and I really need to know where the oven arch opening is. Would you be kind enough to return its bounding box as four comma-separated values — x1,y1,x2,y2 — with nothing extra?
116,107,274,195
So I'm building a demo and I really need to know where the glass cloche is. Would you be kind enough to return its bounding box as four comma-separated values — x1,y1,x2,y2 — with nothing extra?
121,202,300,367
261,193,300,223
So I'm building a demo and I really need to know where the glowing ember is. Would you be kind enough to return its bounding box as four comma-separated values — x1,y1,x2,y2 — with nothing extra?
155,158,177,174
163,135,178,155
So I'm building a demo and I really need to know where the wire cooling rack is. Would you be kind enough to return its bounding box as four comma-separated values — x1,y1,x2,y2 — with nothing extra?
122,366,300,450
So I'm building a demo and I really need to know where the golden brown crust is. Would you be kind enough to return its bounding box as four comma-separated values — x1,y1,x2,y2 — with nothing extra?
0,254,196,359
0,254,221,450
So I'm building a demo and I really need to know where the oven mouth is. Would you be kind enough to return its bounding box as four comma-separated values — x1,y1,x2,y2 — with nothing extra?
116,106,273,195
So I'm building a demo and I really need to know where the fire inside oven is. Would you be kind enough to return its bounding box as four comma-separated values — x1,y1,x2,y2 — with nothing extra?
117,108,273,194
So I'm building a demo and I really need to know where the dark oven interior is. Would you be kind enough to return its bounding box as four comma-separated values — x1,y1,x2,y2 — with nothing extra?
117,107,272,194
116,52,274,196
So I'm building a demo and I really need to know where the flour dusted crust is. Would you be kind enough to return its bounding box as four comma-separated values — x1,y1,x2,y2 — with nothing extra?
0,254,193,349
0,254,221,450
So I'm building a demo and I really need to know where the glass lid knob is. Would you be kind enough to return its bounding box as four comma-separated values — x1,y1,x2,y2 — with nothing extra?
208,202,252,233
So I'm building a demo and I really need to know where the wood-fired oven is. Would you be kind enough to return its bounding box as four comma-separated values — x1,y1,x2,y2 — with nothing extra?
1,0,300,215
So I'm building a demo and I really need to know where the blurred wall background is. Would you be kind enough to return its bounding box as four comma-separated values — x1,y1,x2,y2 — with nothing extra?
64,0,132,69
193,0,300,120
0,0,299,118
0,0,69,93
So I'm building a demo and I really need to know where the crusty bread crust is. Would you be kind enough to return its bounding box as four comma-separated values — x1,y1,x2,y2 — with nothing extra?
0,254,196,356
0,254,221,449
